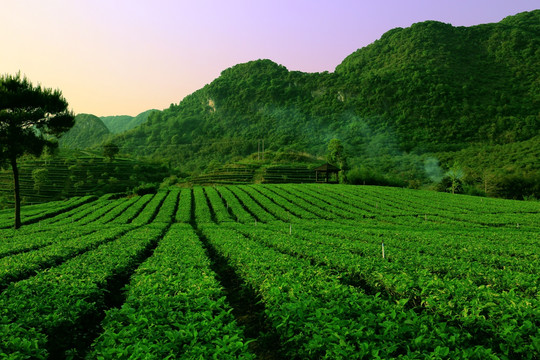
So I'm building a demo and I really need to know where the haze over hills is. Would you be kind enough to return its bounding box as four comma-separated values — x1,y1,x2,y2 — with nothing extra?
64,10,539,198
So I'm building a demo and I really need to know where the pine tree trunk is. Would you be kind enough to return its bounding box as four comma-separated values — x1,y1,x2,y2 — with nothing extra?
10,156,21,229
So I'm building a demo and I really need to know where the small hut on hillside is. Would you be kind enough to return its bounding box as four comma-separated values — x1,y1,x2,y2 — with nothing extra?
314,163,340,183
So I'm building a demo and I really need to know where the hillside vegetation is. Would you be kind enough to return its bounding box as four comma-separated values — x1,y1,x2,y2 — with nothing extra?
104,10,539,198
44,10,539,200
100,109,156,134
335,11,539,149
58,114,111,150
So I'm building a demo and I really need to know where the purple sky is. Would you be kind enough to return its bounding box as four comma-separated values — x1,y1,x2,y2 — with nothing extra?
1,0,538,116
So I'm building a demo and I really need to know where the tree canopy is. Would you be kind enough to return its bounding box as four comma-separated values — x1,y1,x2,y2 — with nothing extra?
327,139,347,170
103,142,120,161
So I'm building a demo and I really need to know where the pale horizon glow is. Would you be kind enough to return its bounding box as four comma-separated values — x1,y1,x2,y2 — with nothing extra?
1,0,538,116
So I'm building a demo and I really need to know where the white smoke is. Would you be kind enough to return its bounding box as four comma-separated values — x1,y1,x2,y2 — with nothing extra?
424,157,443,182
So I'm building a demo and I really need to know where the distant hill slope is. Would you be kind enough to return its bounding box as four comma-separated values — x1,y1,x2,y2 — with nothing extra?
114,10,538,167
59,114,111,149
101,110,156,134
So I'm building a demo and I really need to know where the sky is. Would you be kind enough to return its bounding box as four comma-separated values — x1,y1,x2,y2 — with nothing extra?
1,0,538,116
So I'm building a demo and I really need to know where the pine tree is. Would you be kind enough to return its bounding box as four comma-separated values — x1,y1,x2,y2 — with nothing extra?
0,73,74,229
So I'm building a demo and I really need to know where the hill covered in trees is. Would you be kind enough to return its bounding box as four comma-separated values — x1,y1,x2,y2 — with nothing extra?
58,114,110,150
102,10,538,198
100,110,156,134
335,11,539,150
58,110,156,152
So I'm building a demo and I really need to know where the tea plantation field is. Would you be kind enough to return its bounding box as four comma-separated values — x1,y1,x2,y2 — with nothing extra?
0,184,538,359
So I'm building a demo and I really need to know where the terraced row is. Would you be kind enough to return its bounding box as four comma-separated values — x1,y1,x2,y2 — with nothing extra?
0,184,537,359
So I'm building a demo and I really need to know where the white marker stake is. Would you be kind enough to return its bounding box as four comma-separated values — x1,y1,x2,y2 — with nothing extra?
382,241,385,259
288,212,291,234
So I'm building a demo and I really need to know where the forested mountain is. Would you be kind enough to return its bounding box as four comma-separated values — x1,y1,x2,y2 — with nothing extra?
335,10,539,150
59,114,111,149
100,110,156,134
59,110,155,151
111,10,538,197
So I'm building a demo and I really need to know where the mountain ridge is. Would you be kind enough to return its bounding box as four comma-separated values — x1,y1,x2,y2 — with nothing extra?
59,114,110,150
100,109,157,134
118,10,537,154
64,10,539,197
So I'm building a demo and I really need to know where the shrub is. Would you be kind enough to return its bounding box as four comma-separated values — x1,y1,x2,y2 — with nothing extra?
160,175,178,189
497,172,540,200
347,166,404,187
132,183,158,196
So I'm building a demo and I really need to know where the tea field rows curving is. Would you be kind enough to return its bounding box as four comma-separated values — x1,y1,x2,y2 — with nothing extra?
0,184,538,359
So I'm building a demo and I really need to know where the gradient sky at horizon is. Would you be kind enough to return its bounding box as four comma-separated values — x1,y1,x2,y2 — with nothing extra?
1,0,538,116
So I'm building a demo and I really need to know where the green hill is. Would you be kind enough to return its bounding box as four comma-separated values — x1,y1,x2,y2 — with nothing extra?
100,110,156,134
335,10,539,150
58,111,156,152
116,11,537,156
100,115,132,134
102,10,538,199
59,114,111,149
